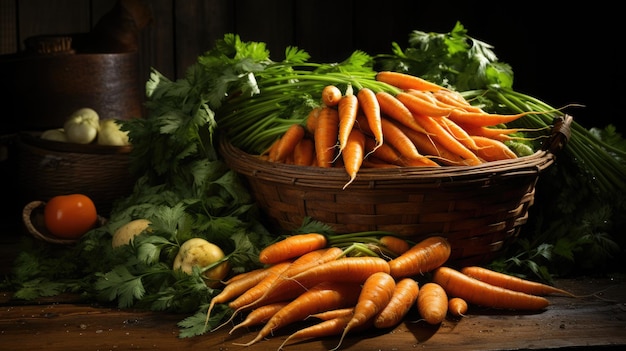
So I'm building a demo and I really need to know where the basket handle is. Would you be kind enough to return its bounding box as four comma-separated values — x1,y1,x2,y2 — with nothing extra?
542,114,573,154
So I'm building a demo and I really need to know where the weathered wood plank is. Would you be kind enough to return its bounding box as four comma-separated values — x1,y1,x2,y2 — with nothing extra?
0,278,624,350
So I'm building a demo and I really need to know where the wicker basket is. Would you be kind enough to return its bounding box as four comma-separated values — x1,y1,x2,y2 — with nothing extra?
16,132,135,216
219,115,572,266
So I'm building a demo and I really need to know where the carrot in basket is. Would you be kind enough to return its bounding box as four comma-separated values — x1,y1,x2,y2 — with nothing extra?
431,266,551,310
305,106,321,135
337,89,359,153
415,114,482,166
461,124,547,142
396,91,454,118
432,89,484,113
228,301,290,335
364,136,403,166
417,282,448,325
314,106,340,168
436,116,481,150
375,71,444,92
469,135,518,161
374,277,420,329
448,297,468,317
331,271,396,351
234,281,362,347
447,108,542,127
342,128,366,189
270,123,305,162
378,116,425,161
293,137,315,166
259,233,328,264
388,236,451,279
460,266,576,297
357,87,383,150
322,84,343,107
375,90,430,134
400,124,469,166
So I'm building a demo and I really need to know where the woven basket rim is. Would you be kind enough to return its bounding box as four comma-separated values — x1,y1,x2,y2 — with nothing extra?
19,131,132,155
218,115,572,190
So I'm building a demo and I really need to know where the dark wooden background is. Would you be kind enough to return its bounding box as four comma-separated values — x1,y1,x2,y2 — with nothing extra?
1,0,623,130
0,0,623,221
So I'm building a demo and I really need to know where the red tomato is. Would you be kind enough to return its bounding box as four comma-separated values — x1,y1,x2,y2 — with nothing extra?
44,194,98,239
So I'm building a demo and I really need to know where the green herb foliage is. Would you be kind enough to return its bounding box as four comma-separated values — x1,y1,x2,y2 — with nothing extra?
375,21,626,280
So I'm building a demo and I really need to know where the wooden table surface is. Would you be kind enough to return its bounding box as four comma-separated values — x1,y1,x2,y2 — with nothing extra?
1,229,626,351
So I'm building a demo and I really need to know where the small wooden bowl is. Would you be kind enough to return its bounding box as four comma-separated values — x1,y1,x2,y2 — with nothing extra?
22,200,107,245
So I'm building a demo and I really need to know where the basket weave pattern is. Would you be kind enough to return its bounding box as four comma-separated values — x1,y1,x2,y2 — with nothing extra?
220,116,572,266
17,133,135,215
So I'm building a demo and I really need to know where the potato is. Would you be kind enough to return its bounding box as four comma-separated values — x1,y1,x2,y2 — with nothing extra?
173,237,230,288
112,219,151,248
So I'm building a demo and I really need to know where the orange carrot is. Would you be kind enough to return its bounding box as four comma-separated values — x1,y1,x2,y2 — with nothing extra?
342,128,366,189
448,297,468,317
270,124,305,162
357,87,383,150
307,307,354,321
436,116,481,150
447,108,541,127
374,277,420,329
206,265,273,323
289,256,391,288
227,261,293,312
332,271,396,351
364,134,403,166
460,124,531,142
414,114,482,166
417,282,448,325
375,71,444,92
431,266,550,310
400,124,469,166
378,116,423,160
314,106,340,168
259,233,328,265
379,235,410,256
228,301,290,335
305,107,321,135
322,85,343,107
279,315,353,350
234,281,362,347
470,136,518,161
293,137,315,166
388,236,451,279
460,266,576,297
337,86,359,153
376,91,430,134
266,137,282,161
221,267,266,285
432,89,484,113
396,91,453,118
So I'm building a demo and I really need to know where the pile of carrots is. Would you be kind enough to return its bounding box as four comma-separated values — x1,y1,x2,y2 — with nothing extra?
262,71,543,188
207,233,575,350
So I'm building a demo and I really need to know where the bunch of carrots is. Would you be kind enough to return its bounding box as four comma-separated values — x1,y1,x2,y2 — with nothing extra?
207,232,576,350
262,71,546,188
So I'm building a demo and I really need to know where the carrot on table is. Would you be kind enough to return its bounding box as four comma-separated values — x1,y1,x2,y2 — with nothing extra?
228,301,290,335
376,90,430,134
374,277,420,329
307,307,354,321
314,106,340,168
259,233,328,265
226,261,293,312
388,236,451,279
233,281,362,347
417,282,448,325
341,128,366,189
375,71,444,92
332,271,396,351
357,87,383,150
337,85,359,153
431,266,551,310
289,256,391,288
270,124,305,162
279,314,354,350
448,297,468,318
460,266,576,297
322,85,343,107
